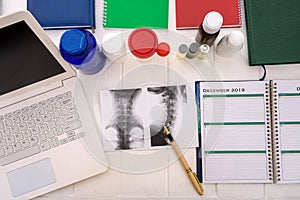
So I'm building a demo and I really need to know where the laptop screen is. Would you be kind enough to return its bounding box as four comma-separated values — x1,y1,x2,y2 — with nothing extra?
0,21,66,96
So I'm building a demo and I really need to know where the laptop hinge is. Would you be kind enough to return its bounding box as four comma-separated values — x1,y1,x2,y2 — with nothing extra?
0,81,64,109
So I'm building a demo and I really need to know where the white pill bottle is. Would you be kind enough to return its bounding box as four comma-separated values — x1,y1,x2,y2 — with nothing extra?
216,30,244,58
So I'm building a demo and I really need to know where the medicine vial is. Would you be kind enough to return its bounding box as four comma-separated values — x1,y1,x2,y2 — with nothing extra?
59,29,106,75
176,44,188,60
195,11,223,46
186,43,200,59
216,30,245,58
198,44,210,59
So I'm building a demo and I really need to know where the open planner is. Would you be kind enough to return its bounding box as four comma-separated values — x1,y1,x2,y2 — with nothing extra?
196,80,300,183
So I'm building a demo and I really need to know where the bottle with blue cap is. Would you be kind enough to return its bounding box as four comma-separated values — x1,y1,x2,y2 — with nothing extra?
59,29,106,75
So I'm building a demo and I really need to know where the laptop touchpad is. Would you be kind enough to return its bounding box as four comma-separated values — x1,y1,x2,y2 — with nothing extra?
7,158,57,197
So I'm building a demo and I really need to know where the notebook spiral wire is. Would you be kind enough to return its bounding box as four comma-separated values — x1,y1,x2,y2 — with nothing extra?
103,0,108,27
270,82,281,182
268,82,281,182
238,0,243,26
265,82,274,181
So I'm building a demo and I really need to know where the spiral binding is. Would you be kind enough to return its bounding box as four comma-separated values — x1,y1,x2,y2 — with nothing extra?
238,0,243,26
265,82,274,181
270,82,282,182
103,0,108,27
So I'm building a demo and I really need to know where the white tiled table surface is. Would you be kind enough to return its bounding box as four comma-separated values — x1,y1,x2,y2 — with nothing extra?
2,0,300,200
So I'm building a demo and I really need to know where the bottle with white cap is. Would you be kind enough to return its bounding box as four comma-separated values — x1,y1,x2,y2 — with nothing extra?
195,11,223,46
101,33,125,61
216,30,245,58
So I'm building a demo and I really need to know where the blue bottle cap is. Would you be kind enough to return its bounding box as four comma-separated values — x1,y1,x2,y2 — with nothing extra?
60,29,87,55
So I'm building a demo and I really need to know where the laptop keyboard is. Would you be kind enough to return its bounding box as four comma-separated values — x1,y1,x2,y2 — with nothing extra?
0,91,86,166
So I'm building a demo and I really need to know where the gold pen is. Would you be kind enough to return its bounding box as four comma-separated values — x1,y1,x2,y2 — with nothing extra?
163,126,203,196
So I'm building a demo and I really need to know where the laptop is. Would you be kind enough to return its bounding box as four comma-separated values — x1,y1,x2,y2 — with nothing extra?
0,11,107,200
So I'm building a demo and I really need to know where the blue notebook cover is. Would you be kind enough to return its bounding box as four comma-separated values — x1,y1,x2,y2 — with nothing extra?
27,0,95,29
195,81,203,183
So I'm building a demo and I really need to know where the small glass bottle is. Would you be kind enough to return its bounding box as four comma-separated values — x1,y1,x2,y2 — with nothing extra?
198,44,210,59
176,44,188,60
195,11,223,46
59,29,106,75
216,30,245,58
186,43,200,59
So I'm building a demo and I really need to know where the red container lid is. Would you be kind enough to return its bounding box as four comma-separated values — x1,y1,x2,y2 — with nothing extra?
156,42,170,57
128,28,158,59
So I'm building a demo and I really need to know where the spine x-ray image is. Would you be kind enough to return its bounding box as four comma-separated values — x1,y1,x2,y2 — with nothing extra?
147,85,187,147
105,89,144,150
99,85,188,151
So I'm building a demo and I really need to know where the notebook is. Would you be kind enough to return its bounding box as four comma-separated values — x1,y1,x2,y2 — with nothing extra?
103,0,169,29
175,0,242,29
0,11,107,200
27,0,95,29
244,0,300,66
196,80,300,183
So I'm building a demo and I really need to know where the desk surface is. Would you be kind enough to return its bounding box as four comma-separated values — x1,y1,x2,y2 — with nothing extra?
2,0,300,200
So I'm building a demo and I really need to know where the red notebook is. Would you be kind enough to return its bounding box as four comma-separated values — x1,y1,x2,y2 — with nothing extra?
176,0,242,29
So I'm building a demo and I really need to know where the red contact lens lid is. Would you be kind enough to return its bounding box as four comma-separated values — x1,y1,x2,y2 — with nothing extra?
156,42,170,57
128,28,158,59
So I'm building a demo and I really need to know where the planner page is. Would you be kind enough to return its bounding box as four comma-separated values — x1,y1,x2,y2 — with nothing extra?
196,81,272,183
273,80,300,183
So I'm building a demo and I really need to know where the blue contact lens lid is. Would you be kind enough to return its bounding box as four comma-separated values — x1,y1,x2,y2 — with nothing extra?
60,29,87,55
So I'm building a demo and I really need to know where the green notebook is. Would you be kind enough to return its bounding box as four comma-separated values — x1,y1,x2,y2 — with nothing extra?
244,0,300,66
103,0,169,29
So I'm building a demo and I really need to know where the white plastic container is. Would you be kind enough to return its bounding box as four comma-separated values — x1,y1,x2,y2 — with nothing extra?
216,30,245,58
101,33,125,61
